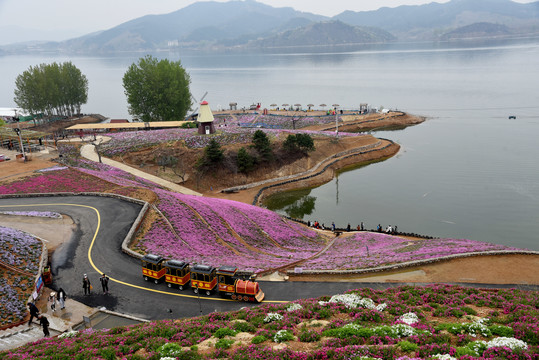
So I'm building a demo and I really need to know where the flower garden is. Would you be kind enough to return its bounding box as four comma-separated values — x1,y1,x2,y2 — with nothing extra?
0,284,537,359
0,157,529,274
0,226,43,327
96,124,364,158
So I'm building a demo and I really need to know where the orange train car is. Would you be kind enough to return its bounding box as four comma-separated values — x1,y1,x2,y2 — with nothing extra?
141,254,165,283
164,260,190,290
190,264,218,296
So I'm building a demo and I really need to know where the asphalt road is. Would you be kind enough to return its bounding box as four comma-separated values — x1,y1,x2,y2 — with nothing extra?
1,195,537,321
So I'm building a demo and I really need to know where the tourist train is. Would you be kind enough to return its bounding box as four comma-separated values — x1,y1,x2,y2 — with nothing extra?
141,254,265,303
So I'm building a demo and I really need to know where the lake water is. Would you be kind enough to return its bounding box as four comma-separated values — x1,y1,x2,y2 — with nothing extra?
1,39,538,250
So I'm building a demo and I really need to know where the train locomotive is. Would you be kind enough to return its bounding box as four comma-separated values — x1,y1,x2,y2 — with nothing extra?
141,254,265,303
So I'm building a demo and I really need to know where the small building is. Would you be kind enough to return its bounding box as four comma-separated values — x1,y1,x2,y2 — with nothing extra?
197,101,215,135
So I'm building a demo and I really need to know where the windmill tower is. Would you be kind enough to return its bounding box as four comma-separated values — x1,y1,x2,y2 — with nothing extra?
197,101,215,135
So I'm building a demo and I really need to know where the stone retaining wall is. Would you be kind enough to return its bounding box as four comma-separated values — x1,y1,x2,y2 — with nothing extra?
222,140,382,194
252,139,396,205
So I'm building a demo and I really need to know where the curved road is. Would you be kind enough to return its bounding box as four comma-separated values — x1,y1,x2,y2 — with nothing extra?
0,195,536,321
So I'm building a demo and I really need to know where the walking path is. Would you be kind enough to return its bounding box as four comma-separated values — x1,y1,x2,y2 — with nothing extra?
73,137,202,196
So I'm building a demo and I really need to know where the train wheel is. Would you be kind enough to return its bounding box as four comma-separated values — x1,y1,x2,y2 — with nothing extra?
167,283,172,288
179,285,184,291
231,294,237,300
193,288,199,294
244,297,250,302
154,279,159,284
143,276,149,281
237,295,243,301
205,290,211,296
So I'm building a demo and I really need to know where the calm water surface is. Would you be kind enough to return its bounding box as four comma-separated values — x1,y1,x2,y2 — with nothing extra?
0,40,538,249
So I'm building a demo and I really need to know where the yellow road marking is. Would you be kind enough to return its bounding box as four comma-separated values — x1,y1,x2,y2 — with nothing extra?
0,203,287,303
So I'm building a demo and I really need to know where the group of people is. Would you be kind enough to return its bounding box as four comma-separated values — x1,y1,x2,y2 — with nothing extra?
377,224,398,234
26,273,111,338
309,221,366,232
308,221,398,234
83,273,110,295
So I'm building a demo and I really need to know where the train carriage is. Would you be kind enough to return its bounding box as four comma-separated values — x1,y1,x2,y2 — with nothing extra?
164,260,190,290
190,264,217,296
142,254,165,283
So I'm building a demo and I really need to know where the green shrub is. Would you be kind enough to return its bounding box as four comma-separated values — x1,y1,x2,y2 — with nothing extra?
397,340,418,352
273,330,294,343
215,338,234,349
298,328,321,342
214,327,237,339
159,342,183,357
462,306,477,315
232,321,256,333
488,324,514,337
251,335,267,344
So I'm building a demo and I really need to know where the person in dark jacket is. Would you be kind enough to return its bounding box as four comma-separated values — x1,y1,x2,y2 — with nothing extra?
39,315,50,337
100,273,110,294
27,302,39,326
83,274,91,295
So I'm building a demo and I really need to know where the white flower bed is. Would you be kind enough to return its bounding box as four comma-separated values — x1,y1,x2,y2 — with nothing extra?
263,312,283,323
58,330,79,339
318,293,387,310
486,337,528,351
399,312,419,325
286,303,303,312
431,355,456,360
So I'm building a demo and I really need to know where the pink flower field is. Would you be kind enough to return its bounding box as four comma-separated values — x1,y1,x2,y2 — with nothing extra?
301,232,526,271
0,158,529,274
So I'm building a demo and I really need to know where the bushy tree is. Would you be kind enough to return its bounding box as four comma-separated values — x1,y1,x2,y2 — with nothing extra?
197,138,224,169
296,133,315,152
283,134,298,152
123,55,192,122
252,130,273,161
14,61,88,118
237,147,255,174
282,133,315,153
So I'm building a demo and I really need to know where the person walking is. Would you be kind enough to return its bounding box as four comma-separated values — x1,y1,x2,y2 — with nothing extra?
331,222,336,231
39,315,50,337
57,288,67,310
49,292,57,312
83,274,91,295
100,273,110,294
27,302,39,326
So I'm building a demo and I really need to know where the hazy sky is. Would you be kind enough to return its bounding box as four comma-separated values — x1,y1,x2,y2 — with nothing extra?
0,0,535,40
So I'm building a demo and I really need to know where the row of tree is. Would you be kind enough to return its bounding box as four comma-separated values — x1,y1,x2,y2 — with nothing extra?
14,62,88,119
197,130,315,175
14,55,192,122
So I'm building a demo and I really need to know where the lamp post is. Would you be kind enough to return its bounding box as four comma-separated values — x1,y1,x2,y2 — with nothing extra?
195,283,202,315
332,104,340,138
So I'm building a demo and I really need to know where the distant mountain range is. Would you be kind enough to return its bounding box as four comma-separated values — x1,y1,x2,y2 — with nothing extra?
2,0,538,54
